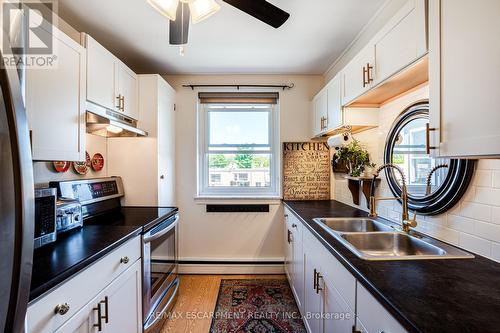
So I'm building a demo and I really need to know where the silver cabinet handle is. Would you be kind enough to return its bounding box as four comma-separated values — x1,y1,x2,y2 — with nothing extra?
120,256,129,264
101,296,109,323
54,303,70,315
316,273,323,294
116,95,122,110
93,302,103,331
425,123,438,154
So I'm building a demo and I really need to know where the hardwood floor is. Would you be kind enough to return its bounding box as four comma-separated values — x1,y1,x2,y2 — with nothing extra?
160,274,287,333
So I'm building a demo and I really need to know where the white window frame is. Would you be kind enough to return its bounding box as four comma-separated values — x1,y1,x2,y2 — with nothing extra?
197,95,281,198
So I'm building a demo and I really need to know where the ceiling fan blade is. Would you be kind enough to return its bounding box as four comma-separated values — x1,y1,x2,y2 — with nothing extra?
169,2,190,45
222,0,290,28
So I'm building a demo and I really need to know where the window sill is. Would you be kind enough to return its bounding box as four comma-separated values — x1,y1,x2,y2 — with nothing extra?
194,196,282,205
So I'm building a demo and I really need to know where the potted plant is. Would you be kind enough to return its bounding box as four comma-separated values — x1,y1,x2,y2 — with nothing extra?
333,139,375,177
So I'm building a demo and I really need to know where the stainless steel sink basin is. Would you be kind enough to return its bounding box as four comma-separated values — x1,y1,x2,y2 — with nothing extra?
312,217,474,261
338,232,474,260
313,217,394,233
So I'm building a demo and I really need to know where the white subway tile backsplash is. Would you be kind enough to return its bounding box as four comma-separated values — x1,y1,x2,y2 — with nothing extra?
447,215,475,234
459,233,492,257
475,188,500,207
460,202,492,222
493,171,500,189
477,159,500,170
492,242,500,262
473,170,493,187
492,207,500,225
474,222,500,243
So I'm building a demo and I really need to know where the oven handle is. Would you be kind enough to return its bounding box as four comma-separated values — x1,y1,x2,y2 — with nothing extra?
144,280,179,332
143,214,179,243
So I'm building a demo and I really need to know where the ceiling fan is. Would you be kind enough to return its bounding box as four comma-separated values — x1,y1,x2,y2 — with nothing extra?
147,0,290,48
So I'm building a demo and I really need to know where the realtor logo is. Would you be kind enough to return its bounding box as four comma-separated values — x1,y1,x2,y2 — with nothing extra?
2,0,57,68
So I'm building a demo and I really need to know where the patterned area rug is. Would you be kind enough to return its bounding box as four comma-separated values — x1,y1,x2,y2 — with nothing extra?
210,279,306,333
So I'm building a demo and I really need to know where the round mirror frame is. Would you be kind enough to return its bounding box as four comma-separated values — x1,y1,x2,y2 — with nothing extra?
384,102,476,215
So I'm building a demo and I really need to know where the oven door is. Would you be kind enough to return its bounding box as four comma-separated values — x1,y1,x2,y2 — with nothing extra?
143,213,179,331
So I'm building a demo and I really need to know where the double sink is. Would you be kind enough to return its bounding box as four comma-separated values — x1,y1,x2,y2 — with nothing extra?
313,217,474,261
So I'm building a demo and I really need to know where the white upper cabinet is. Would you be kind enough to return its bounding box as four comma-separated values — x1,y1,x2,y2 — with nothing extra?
311,74,343,138
86,35,116,111
116,62,139,120
342,44,375,106
429,0,500,158
338,0,427,107
373,0,427,85
312,88,328,136
26,21,86,162
85,35,139,120
326,75,343,131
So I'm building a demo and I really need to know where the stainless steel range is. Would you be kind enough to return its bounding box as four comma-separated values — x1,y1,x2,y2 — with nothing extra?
49,177,179,333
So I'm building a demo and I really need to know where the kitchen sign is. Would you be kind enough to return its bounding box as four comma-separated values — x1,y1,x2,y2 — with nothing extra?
283,142,330,200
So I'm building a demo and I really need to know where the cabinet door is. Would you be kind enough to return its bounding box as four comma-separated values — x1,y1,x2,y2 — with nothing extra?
342,44,375,106
312,90,327,137
157,79,176,206
303,232,323,333
429,0,500,157
322,269,355,333
326,75,342,132
101,260,142,333
26,23,86,162
289,214,304,311
356,282,406,333
284,212,294,283
86,35,116,111
117,62,139,120
374,0,427,84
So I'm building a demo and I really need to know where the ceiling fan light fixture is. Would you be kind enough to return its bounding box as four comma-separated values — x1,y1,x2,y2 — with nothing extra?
189,0,221,24
147,0,180,21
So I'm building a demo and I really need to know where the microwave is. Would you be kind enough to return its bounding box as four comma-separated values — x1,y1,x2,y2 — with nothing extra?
34,188,57,249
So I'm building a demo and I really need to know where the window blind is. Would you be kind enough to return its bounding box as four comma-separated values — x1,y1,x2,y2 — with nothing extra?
198,92,279,104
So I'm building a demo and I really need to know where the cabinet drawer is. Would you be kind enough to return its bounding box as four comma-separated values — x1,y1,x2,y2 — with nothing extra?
357,282,407,333
27,236,141,333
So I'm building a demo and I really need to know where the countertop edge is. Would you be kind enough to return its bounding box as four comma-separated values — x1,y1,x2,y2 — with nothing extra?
283,201,421,333
29,226,142,303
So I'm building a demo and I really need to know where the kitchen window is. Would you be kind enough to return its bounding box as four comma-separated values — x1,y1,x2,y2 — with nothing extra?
198,92,280,198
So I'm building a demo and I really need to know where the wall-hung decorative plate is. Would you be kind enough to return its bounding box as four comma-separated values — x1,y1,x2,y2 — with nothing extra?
53,161,70,173
73,161,88,175
91,153,104,172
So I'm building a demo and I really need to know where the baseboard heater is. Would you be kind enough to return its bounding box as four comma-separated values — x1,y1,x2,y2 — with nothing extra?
206,204,270,213
179,260,284,265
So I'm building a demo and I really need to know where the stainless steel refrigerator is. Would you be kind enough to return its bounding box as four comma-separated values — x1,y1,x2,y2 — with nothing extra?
0,10,35,333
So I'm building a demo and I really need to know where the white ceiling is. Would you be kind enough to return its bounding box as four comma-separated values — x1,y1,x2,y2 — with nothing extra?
58,0,386,75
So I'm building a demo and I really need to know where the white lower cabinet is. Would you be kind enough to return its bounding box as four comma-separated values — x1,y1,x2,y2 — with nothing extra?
356,282,406,333
284,208,304,311
54,260,142,333
27,237,142,333
284,208,405,333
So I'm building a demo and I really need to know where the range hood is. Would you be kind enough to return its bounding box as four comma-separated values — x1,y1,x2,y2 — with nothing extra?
86,102,147,137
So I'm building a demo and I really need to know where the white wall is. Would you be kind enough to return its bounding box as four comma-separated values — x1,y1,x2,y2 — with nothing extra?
33,134,108,187
333,86,500,263
164,74,323,262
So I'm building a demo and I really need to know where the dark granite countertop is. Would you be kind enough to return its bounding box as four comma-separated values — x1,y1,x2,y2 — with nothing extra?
29,206,178,302
29,225,141,302
284,200,500,333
